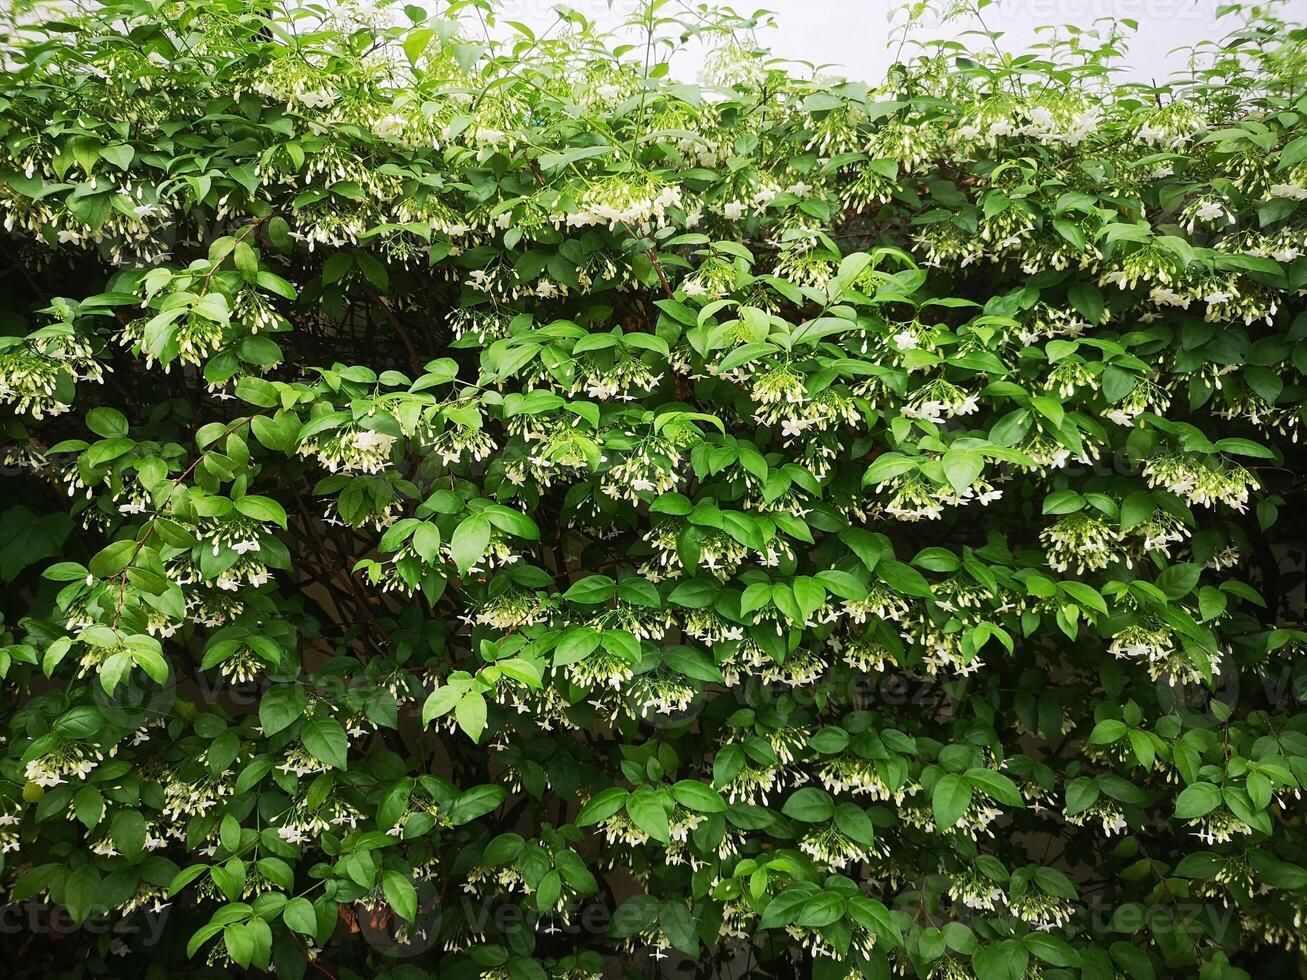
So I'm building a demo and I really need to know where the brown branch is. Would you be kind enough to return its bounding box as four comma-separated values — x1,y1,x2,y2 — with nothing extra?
292,490,393,651
646,246,675,301
363,285,424,376
290,933,339,980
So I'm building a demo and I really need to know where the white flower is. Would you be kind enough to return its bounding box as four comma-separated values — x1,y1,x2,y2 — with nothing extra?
277,825,309,845
780,417,815,438
1196,200,1229,223
900,400,944,422
1270,183,1307,200
372,114,406,139
298,89,337,108
986,119,1014,139
892,331,918,351
1137,123,1165,144
1106,408,1135,426
1150,287,1190,308
353,430,395,453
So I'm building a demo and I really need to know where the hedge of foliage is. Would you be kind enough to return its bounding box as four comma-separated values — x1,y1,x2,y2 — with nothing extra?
2,1,1307,978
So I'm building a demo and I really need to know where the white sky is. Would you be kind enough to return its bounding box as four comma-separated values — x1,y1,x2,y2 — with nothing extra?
484,0,1271,83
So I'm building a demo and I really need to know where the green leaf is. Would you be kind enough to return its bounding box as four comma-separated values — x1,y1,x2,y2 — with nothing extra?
1213,437,1275,459
1024,933,1082,967
455,692,487,742
1042,489,1085,515
483,504,539,540
99,143,135,170
941,449,983,493
74,785,104,829
536,869,562,912
224,923,254,968
563,575,616,603
87,538,136,579
382,871,418,922
553,627,601,667
234,495,287,527
782,787,835,823
974,940,1031,980
538,144,614,171
1174,782,1222,819
965,768,1023,807
670,780,726,813
110,809,147,861
840,528,887,571
283,897,318,935
663,645,722,682
451,514,492,574
446,784,506,824
876,559,933,597
86,407,129,438
1156,563,1201,600
797,892,845,928
577,787,629,826
932,774,973,829
63,865,101,925
625,789,671,843
1067,282,1104,324
1088,719,1128,745
667,578,718,608
421,684,465,725
259,684,307,736
301,717,349,770
863,452,917,485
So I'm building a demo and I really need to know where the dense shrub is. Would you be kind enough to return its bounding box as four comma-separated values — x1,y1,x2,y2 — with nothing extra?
1,1,1306,978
